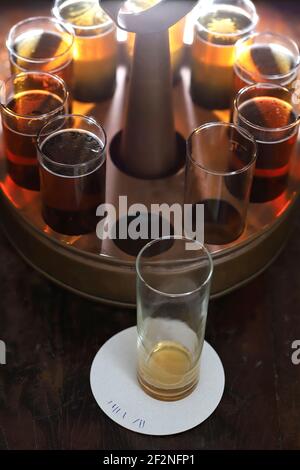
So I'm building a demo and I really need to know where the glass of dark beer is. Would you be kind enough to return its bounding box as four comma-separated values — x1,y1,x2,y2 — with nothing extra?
191,0,258,110
6,17,74,90
37,114,106,235
233,83,300,202
234,32,300,94
185,122,257,245
0,71,69,190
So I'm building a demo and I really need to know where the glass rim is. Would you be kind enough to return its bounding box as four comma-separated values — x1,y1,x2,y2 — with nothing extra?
195,0,258,39
136,236,214,299
187,122,257,176
234,82,300,133
0,71,69,121
37,113,107,170
52,1,113,33
9,53,73,75
234,31,300,81
6,16,75,63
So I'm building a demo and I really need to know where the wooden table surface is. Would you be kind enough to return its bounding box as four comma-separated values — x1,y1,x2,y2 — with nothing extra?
0,0,300,451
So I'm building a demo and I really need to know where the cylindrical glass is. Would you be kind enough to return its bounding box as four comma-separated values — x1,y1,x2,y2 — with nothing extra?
233,83,300,202
191,0,258,110
185,122,257,245
234,32,300,94
0,71,69,191
136,236,213,401
37,114,106,235
6,16,74,89
53,0,117,102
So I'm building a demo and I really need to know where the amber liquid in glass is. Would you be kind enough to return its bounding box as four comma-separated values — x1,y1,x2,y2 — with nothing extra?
2,91,64,190
11,31,73,86
138,339,199,401
234,43,298,92
191,7,253,109
40,129,106,235
237,96,298,202
57,0,117,102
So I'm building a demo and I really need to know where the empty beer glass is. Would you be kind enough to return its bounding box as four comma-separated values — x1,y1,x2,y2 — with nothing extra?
185,122,257,245
136,236,213,401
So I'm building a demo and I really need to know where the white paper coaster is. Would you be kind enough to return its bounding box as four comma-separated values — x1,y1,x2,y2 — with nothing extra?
90,327,225,436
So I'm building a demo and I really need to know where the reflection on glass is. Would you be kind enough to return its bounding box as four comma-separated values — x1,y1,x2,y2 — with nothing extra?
6,16,74,92
234,32,300,94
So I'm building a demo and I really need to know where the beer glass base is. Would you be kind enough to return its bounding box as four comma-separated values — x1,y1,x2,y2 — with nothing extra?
73,83,116,103
190,84,232,111
190,70,233,110
7,162,40,191
250,176,289,203
197,199,245,245
42,206,99,236
137,373,198,402
137,339,200,402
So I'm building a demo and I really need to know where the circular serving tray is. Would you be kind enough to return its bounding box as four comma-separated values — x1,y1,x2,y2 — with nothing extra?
0,66,299,307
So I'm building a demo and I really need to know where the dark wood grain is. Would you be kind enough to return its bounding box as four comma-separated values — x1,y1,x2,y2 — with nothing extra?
0,0,300,450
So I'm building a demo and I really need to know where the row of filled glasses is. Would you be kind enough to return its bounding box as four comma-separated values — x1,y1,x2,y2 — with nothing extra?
1,0,300,244
1,69,299,245
191,0,300,109
4,0,300,107
4,0,186,104
0,71,106,235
